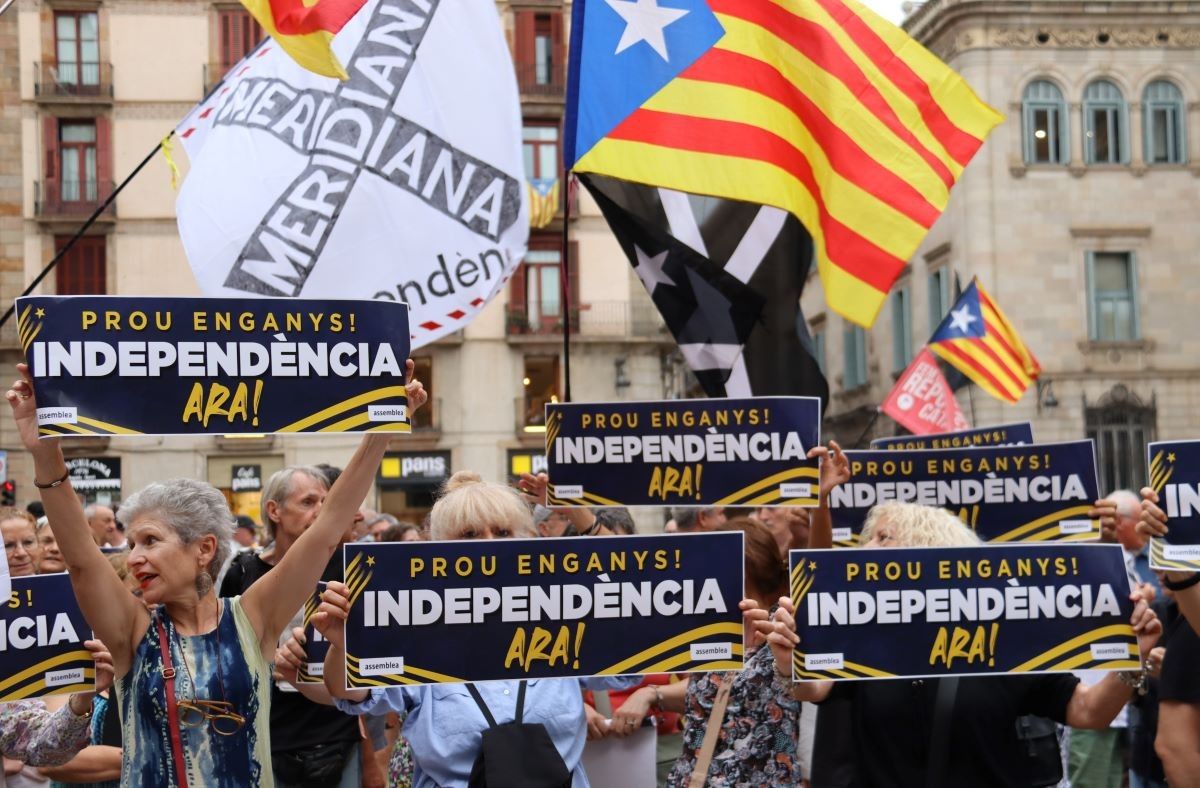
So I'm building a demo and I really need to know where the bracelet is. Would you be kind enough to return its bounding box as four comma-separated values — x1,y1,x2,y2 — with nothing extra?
1162,572,1200,591
652,685,663,711
67,694,93,719
34,468,70,489
1116,668,1148,696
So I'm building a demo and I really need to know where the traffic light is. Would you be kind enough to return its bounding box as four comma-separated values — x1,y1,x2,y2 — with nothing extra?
1,480,15,507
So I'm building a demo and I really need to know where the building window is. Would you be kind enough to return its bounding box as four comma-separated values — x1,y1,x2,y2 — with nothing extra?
513,10,563,94
842,324,867,390
1083,80,1128,165
891,285,912,373
927,268,950,334
55,12,99,88
55,235,106,294
60,121,97,204
1086,385,1155,493
523,123,559,181
522,355,560,432
812,325,826,374
1022,80,1068,164
534,14,555,86
1144,80,1186,165
1086,251,1139,341
410,356,434,430
219,9,264,68
524,249,561,330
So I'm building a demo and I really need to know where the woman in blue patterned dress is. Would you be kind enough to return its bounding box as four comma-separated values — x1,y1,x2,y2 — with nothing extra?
6,361,427,787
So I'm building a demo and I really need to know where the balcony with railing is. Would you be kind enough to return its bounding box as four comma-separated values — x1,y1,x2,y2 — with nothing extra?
410,396,441,434
34,62,114,102
505,301,668,340
35,180,116,221
515,60,565,99
505,305,579,337
515,395,557,434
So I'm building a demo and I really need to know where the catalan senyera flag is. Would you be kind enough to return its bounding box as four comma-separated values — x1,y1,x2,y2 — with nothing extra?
565,0,1003,326
240,0,368,80
928,278,1041,404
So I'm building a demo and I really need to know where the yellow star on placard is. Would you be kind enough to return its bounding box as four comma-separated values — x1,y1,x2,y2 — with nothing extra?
366,555,376,567
1168,452,1177,463
35,308,45,318
809,562,817,571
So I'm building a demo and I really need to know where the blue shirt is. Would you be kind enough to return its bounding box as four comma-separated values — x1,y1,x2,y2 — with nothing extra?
335,677,638,788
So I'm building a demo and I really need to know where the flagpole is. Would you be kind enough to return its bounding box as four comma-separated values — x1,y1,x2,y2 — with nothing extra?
0,134,171,330
559,172,573,403
851,409,881,449
966,382,977,424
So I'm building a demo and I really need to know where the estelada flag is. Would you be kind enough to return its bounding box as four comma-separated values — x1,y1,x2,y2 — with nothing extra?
928,278,1041,404
565,0,1003,327
240,0,367,79
880,348,969,436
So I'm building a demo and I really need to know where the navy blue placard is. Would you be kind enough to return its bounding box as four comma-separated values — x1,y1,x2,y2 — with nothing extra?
342,532,745,686
871,422,1034,451
790,544,1138,680
296,582,330,684
1,574,93,701
829,441,1101,545
1147,440,1200,571
17,296,411,436
544,397,821,507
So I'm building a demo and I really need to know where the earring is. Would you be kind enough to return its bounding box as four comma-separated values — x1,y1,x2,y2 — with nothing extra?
195,570,213,596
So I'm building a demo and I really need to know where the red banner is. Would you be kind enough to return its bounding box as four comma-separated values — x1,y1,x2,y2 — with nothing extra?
881,349,970,436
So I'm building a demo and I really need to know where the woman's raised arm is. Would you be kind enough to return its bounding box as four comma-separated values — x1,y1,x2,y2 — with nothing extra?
6,365,145,672
241,361,426,656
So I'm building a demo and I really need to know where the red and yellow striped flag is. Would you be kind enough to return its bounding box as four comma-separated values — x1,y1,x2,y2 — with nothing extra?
566,0,1003,326
240,0,367,80
928,278,1040,404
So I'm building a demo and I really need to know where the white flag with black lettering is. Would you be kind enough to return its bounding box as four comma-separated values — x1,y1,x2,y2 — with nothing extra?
175,0,528,347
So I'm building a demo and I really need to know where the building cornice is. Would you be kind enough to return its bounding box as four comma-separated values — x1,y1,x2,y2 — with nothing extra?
904,0,1200,60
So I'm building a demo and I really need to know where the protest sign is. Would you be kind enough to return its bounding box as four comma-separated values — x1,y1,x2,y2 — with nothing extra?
871,422,1034,451
829,441,1100,545
1147,440,1200,571
790,544,1138,680
342,532,745,687
1,574,93,701
17,296,411,437
544,397,821,507
296,583,330,684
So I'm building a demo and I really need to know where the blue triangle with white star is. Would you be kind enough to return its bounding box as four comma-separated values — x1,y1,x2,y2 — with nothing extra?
930,279,986,342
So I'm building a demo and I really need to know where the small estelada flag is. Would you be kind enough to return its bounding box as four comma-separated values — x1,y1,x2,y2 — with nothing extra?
881,348,970,436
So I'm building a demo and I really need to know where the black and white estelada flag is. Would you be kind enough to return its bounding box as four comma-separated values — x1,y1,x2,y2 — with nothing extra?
581,175,828,403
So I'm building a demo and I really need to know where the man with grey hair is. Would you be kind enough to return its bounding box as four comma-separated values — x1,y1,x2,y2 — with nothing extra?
83,503,124,552
219,466,367,788
670,505,726,532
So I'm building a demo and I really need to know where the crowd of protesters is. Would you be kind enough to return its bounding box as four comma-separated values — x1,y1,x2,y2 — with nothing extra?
3,356,1199,788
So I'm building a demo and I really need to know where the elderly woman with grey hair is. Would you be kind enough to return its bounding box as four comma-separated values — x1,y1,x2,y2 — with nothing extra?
6,360,426,787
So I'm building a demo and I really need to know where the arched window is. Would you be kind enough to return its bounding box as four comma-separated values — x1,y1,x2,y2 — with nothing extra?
1022,80,1068,164
1144,80,1186,164
1083,80,1128,164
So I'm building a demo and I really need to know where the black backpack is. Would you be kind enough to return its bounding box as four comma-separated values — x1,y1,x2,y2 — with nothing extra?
466,681,572,788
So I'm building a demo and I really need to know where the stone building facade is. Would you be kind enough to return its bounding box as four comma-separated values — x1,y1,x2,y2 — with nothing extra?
4,0,672,523
807,0,1200,495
